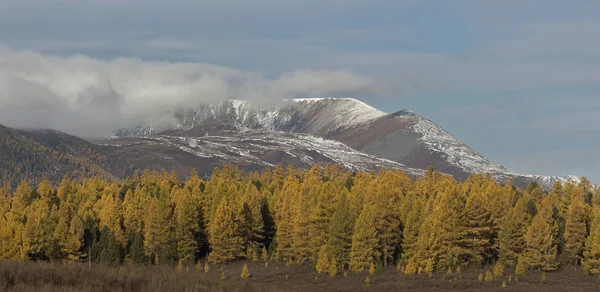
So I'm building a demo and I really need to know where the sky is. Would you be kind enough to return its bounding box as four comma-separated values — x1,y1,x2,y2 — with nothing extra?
0,0,599,181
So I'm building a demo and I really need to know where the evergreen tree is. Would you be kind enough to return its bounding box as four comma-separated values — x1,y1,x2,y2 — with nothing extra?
349,205,380,272
583,212,600,275
175,190,200,264
98,227,121,265
327,192,354,268
401,198,424,262
208,199,243,263
316,245,329,273
274,174,298,261
564,196,588,265
463,191,494,265
498,209,527,267
241,264,250,279
129,232,147,264
309,182,338,257
329,258,338,277
144,197,173,265
53,205,83,261
523,212,558,271
291,181,312,263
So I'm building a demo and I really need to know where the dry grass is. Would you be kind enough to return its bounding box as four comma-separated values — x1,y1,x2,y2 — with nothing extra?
1,260,598,292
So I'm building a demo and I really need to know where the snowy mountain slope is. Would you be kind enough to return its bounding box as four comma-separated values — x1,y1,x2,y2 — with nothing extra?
115,97,386,137
105,129,424,177
113,97,579,189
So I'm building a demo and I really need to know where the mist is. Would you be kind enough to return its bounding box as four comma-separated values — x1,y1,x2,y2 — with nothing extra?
0,47,377,138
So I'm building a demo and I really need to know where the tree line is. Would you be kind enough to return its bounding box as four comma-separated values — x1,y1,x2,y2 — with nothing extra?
1,164,600,277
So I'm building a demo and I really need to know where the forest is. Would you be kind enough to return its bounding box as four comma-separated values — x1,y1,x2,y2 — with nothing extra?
1,163,600,291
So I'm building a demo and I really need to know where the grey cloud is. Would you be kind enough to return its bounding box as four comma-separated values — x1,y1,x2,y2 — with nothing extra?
0,47,380,138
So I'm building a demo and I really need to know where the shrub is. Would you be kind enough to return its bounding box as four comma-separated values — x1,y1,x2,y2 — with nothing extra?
241,264,250,279
485,270,494,282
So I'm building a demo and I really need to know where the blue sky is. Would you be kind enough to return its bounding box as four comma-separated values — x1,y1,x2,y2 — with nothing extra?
1,0,599,180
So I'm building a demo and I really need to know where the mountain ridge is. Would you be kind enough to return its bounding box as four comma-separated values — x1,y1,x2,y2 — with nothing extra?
111,97,579,189
0,98,581,189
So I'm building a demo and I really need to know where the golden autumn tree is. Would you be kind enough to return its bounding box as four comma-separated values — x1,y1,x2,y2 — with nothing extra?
291,178,312,264
583,212,600,275
175,188,200,264
309,181,339,257
498,208,527,267
400,197,425,262
144,196,174,265
274,172,300,261
463,190,494,265
94,190,126,247
349,204,380,272
316,245,330,273
523,202,559,271
208,198,243,263
53,204,84,261
327,192,354,268
564,194,588,265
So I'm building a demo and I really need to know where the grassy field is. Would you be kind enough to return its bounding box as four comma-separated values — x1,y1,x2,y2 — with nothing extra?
0,260,598,292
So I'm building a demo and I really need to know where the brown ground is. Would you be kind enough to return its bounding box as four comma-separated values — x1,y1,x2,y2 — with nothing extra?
0,260,598,292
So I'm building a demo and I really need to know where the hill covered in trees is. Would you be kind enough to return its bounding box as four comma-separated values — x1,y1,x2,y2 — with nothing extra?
0,124,133,188
1,162,599,287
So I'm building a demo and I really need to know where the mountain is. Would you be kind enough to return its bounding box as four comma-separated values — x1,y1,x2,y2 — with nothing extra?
105,130,425,178
0,124,133,187
114,98,578,188
0,98,579,189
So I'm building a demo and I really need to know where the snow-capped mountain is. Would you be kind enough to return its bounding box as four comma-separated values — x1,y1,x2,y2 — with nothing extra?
113,97,579,188
106,130,425,177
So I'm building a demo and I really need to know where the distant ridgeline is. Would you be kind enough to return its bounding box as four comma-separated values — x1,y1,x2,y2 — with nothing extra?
1,163,600,278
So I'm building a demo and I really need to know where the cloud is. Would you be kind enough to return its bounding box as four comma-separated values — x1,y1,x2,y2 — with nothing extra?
0,47,379,138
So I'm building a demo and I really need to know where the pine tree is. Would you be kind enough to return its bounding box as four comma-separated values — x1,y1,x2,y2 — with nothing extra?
349,205,380,272
463,191,494,265
290,181,312,263
485,270,494,282
401,198,424,261
329,258,338,277
365,173,403,266
309,182,337,257
404,258,417,275
23,197,56,260
515,255,526,276
327,192,354,268
175,190,200,264
241,264,250,279
208,199,243,263
523,212,558,271
98,226,121,265
261,246,268,262
316,245,329,274
94,191,125,247
493,262,505,277
144,197,173,265
274,174,298,261
583,213,600,275
53,205,83,261
369,262,376,275
564,196,588,265
129,232,147,264
430,186,470,271
498,209,527,267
